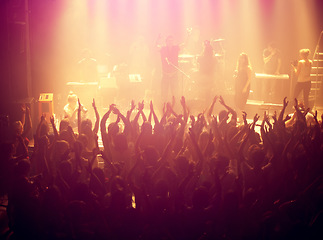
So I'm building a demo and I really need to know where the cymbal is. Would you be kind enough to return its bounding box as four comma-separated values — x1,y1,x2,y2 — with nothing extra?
211,38,225,42
179,54,195,58
179,60,191,63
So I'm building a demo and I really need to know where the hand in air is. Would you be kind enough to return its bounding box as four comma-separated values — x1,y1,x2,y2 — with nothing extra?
219,96,226,106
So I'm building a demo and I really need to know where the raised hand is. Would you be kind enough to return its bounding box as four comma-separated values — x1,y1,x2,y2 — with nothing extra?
50,115,55,125
130,100,135,111
253,113,260,124
109,103,116,112
213,95,218,104
265,111,270,121
180,96,186,107
20,104,26,114
294,98,299,109
92,98,96,109
112,105,120,115
272,111,277,123
283,97,289,108
138,100,144,111
219,95,225,106
242,111,248,125
150,100,153,111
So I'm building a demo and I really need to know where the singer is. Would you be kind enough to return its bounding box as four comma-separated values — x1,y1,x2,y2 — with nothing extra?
159,35,180,103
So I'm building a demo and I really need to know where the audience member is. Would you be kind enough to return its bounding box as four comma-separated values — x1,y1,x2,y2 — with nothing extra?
1,96,322,240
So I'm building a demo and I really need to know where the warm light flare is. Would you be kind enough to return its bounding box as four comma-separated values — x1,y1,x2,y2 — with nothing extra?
24,0,322,110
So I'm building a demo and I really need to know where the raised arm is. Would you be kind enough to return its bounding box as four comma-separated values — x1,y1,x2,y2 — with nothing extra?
110,105,130,135
50,115,59,139
238,114,259,156
219,95,237,125
263,49,272,64
126,100,136,122
149,100,160,127
167,101,179,118
133,100,147,124
242,111,248,126
260,111,273,153
278,97,289,123
92,98,100,135
77,98,82,134
139,101,147,122
160,102,169,126
35,115,46,142
180,96,189,124
100,104,114,137
22,105,32,138
207,96,218,122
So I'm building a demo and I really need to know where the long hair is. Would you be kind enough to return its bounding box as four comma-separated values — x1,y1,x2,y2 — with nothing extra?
236,52,251,71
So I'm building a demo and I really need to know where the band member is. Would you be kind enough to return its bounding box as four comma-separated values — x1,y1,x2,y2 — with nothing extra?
159,35,180,103
292,49,312,109
63,92,87,128
262,42,282,101
263,42,281,75
198,40,216,76
234,53,252,110
196,40,217,103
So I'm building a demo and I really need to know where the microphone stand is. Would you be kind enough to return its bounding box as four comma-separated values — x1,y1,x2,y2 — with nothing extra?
168,61,191,96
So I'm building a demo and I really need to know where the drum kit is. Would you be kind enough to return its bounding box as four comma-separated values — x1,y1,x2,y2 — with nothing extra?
177,38,226,97
178,38,225,72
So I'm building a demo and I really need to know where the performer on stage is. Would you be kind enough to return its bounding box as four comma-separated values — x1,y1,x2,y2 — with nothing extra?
292,49,312,109
159,35,181,103
262,42,282,101
198,40,216,76
63,92,87,128
234,53,252,110
263,42,281,75
196,40,217,103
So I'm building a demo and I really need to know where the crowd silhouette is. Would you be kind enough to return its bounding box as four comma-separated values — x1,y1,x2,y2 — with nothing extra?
0,96,322,240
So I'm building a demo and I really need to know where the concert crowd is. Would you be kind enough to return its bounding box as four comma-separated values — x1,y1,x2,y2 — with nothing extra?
0,96,322,240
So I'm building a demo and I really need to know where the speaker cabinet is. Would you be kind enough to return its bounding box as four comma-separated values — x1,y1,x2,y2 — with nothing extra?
38,93,54,121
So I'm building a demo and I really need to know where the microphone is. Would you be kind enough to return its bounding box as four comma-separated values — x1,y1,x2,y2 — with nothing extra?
165,57,170,65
